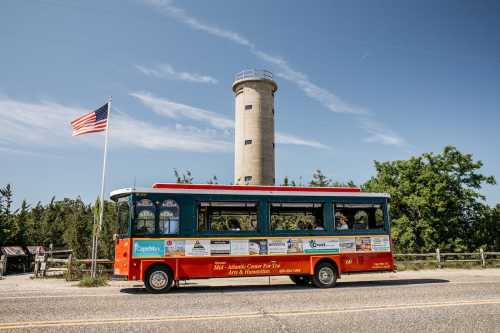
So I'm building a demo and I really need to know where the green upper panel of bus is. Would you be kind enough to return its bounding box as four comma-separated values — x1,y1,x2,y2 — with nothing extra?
112,185,390,238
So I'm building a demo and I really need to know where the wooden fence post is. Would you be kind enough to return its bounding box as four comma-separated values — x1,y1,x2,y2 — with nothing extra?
66,253,73,281
436,248,441,269
0,255,5,279
480,248,486,268
41,254,47,277
33,255,39,278
49,243,53,260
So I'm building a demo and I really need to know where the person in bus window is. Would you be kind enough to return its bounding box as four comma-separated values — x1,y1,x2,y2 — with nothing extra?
297,220,307,230
337,214,349,230
229,218,241,231
313,220,325,231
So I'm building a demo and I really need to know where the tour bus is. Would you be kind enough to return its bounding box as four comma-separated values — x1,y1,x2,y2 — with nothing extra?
111,183,394,293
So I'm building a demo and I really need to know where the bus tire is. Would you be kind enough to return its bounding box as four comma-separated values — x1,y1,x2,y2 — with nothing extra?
289,275,311,286
144,265,173,293
312,262,337,288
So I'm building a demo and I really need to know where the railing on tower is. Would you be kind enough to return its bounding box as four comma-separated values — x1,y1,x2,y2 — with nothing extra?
234,69,273,82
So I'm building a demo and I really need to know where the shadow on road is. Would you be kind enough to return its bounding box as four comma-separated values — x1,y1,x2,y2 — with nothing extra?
119,278,449,295
337,278,449,288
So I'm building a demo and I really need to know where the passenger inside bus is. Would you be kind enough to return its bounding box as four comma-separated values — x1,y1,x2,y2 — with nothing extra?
336,214,349,230
270,202,324,231
228,218,241,231
334,204,384,230
313,220,325,231
296,220,307,230
197,201,258,232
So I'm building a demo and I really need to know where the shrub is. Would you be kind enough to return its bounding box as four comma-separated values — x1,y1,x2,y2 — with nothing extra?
78,274,108,287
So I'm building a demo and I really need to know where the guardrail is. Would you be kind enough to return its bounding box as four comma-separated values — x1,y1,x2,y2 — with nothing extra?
394,249,500,268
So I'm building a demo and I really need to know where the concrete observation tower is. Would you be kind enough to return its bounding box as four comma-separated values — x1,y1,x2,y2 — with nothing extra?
232,69,278,185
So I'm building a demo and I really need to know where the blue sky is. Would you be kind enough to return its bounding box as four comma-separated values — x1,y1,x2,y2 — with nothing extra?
1,0,499,207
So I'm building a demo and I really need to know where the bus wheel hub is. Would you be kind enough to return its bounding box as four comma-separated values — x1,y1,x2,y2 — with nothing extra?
150,271,168,289
319,267,334,284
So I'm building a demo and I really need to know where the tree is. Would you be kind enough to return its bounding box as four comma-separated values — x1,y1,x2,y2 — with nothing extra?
473,204,500,251
174,169,194,184
331,180,357,187
363,146,496,253
308,170,354,187
0,184,15,245
309,170,331,187
63,198,93,259
28,202,45,245
12,200,30,246
98,200,118,259
281,176,296,186
492,205,500,250
207,176,218,184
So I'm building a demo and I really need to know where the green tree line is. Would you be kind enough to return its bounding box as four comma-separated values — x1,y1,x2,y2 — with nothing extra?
1,146,499,257
0,187,117,260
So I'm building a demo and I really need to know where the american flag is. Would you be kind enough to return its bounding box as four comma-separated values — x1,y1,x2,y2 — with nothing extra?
70,103,108,136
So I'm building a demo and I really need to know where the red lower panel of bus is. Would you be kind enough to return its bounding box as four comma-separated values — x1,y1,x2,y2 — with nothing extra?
114,238,394,281
121,253,393,281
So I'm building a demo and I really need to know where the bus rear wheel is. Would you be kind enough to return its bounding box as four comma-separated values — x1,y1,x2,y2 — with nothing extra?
312,262,337,288
289,275,311,286
144,265,173,293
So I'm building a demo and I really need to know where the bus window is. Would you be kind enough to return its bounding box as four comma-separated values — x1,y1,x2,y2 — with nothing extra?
334,204,384,230
117,199,130,235
134,199,155,234
270,203,324,231
159,200,179,235
198,202,258,232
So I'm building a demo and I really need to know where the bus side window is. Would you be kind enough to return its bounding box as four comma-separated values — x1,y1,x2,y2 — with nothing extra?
334,204,385,230
117,199,130,235
159,200,179,235
134,199,155,234
197,202,258,232
270,203,324,231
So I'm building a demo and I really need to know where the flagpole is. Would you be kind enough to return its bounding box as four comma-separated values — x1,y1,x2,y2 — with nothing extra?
91,96,112,279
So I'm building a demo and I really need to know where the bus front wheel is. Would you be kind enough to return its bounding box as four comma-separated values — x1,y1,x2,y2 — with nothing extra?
144,265,174,293
312,262,337,288
289,275,311,286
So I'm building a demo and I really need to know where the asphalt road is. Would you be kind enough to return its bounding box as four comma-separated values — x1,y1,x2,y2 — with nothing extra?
1,269,500,332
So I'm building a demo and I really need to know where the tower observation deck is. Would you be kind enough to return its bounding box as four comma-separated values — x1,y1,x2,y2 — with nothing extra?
232,69,278,186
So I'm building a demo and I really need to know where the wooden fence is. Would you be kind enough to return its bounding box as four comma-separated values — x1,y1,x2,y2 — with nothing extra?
394,249,500,268
33,250,113,280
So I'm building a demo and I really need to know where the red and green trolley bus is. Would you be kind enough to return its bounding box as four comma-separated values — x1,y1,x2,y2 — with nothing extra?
111,183,394,293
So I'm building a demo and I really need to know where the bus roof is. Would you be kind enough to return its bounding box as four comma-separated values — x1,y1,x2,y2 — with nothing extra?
110,183,390,199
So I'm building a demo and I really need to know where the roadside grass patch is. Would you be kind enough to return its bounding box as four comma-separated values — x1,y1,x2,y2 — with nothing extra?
78,274,109,287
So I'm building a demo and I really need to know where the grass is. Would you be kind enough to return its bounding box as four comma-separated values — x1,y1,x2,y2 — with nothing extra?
78,274,109,287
